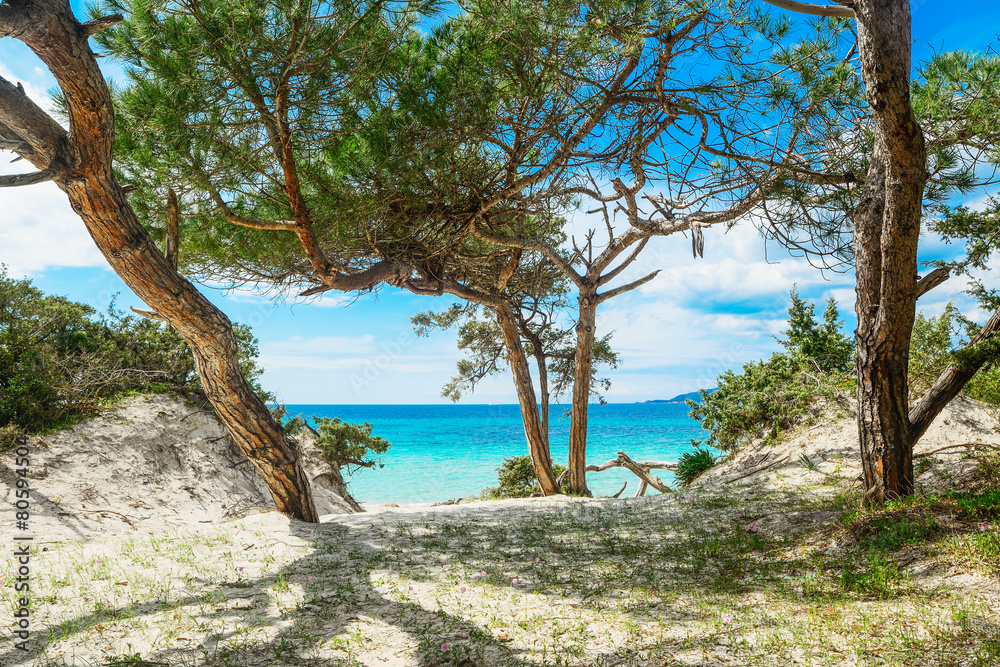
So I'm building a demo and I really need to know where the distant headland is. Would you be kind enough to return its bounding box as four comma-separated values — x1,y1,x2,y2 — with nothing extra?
645,389,717,404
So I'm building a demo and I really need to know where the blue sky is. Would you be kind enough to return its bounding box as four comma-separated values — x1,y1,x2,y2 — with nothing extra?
1,1,998,404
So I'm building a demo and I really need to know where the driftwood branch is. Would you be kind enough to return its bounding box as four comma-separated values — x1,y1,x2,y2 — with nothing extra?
918,442,1000,457
615,451,672,493
611,481,628,498
556,455,678,487
634,480,648,498
61,507,139,529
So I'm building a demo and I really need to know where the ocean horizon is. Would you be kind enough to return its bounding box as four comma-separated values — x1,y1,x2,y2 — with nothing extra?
283,402,708,503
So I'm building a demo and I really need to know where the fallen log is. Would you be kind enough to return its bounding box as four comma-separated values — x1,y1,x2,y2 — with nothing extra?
555,456,677,488
615,451,672,494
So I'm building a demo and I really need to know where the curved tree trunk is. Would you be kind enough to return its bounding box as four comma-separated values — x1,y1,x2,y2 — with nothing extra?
494,303,559,495
3,0,319,522
566,289,597,496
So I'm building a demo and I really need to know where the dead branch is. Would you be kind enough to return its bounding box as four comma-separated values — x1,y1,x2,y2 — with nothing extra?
616,451,672,493
919,443,1000,457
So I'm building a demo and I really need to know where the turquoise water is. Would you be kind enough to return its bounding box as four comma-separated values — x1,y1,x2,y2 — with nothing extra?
285,403,706,504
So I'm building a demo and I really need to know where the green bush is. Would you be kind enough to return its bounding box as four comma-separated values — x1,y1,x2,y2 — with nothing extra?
964,367,1000,405
310,417,391,472
689,290,854,452
674,446,717,486
481,455,567,499
0,268,268,432
906,302,1000,405
908,303,963,394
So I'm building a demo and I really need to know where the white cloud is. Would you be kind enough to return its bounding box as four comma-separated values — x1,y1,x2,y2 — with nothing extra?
0,177,106,277
0,61,106,277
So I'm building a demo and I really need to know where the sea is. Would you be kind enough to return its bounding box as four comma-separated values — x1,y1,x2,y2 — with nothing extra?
283,402,707,504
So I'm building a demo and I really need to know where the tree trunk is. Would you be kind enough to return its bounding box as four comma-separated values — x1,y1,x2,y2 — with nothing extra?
8,0,319,522
852,0,928,505
531,343,550,445
494,303,559,495
566,289,598,496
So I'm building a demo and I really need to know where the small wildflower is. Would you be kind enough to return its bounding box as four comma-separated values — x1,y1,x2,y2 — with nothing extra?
735,513,741,518
512,578,518,585
588,537,595,541
460,586,467,593
535,557,540,562
441,643,449,652
409,585,414,591
722,614,732,624
697,539,703,543
308,576,313,581
592,583,600,589
238,567,244,572
980,524,987,532
599,527,605,532
480,571,487,577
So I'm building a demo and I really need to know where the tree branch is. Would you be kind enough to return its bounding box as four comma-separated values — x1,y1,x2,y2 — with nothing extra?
165,188,180,270
296,260,422,296
80,13,124,37
0,75,71,168
0,3,31,39
762,0,855,18
597,270,661,304
130,307,169,322
0,168,55,187
598,236,649,287
471,222,584,288
210,191,296,231
915,266,949,300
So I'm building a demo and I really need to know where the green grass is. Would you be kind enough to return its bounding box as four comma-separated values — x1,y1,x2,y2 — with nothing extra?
8,479,1000,667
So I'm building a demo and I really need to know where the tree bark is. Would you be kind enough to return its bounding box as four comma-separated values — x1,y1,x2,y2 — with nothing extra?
852,0,928,504
4,0,319,522
494,303,559,495
566,288,598,495
528,333,551,445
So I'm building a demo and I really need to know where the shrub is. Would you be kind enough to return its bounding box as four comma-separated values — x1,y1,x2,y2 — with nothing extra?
674,446,717,486
908,303,963,394
689,290,853,452
481,455,567,499
310,416,391,472
0,268,268,432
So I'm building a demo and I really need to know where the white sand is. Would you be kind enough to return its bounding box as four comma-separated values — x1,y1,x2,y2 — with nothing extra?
1,393,998,666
